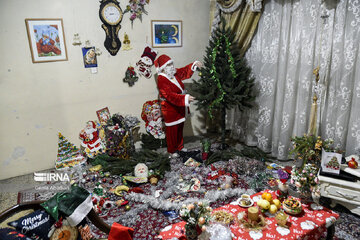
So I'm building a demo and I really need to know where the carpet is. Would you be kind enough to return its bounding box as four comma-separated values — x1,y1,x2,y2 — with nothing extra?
17,147,360,240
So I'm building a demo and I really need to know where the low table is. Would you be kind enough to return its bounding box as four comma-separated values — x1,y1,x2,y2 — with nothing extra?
157,190,339,240
319,165,360,216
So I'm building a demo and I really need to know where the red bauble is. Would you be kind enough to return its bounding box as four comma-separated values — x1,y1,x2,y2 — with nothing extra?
348,158,358,169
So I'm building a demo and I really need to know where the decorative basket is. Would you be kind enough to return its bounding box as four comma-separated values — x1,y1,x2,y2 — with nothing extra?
283,202,302,215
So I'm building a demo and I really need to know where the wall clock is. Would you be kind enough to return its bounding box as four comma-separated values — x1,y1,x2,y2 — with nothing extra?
99,0,123,56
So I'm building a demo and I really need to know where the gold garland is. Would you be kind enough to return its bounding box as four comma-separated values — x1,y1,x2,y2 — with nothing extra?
212,210,234,225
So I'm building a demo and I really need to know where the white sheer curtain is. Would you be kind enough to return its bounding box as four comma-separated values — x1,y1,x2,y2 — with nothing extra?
230,0,360,160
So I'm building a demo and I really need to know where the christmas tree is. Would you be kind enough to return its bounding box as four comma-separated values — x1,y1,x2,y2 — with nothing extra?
56,132,85,170
191,19,255,147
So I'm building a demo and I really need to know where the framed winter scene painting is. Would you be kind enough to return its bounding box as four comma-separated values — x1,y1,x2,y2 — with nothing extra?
151,20,182,48
25,18,68,63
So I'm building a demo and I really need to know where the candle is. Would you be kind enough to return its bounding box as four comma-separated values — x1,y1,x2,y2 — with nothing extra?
248,207,259,222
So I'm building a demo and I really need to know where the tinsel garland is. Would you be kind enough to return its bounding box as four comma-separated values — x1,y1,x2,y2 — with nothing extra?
125,158,255,211
126,188,255,211
208,35,237,119
114,204,148,228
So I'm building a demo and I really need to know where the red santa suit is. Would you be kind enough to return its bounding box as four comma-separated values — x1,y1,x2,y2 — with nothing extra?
79,121,103,152
155,54,199,153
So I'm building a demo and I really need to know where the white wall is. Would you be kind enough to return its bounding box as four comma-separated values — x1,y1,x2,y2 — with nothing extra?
0,0,210,180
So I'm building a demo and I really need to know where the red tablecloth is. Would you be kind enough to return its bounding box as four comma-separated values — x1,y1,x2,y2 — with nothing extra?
157,190,339,240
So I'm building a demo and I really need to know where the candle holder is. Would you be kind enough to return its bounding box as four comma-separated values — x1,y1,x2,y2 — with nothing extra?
275,211,288,227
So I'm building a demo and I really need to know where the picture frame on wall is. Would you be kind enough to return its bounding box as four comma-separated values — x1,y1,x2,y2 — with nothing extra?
151,20,182,48
25,18,68,63
96,107,111,125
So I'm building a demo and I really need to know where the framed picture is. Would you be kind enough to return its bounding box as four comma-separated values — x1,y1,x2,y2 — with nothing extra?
25,18,68,63
321,148,342,174
82,47,97,68
96,107,111,125
151,20,182,48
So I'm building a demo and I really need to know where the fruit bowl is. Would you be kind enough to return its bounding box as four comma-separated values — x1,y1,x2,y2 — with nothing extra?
283,197,302,215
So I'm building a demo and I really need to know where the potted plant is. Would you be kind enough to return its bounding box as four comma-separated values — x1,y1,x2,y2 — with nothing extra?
289,134,340,168
290,163,320,202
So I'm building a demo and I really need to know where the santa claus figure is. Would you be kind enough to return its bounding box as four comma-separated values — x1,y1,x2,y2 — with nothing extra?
134,163,148,178
79,121,104,157
141,100,165,139
154,54,202,157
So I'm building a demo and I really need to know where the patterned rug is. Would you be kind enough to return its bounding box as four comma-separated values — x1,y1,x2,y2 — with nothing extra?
17,150,360,240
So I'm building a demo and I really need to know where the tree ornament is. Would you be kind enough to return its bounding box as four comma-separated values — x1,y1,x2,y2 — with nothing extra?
125,205,131,211
122,33,132,50
136,46,157,78
123,66,138,86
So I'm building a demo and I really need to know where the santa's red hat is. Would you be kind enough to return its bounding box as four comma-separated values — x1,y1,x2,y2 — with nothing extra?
141,46,157,64
87,121,96,129
154,54,173,73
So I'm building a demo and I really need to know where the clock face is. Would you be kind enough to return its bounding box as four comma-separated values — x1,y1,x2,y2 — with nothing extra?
101,3,122,25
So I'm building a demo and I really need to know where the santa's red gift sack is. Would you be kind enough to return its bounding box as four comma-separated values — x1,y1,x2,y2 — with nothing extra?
141,100,165,139
108,222,134,240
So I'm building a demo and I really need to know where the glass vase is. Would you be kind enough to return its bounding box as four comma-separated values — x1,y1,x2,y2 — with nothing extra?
311,191,320,205
299,191,312,203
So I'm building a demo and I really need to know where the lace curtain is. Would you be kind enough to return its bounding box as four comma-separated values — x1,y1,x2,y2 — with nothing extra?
230,0,360,160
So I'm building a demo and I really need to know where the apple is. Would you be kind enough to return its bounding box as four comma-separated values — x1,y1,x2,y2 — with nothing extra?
348,158,358,169
269,204,278,214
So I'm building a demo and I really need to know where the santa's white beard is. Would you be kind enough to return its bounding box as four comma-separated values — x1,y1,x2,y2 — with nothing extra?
85,128,96,139
164,65,176,79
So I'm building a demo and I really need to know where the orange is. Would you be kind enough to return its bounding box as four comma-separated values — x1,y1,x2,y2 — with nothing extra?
262,192,273,202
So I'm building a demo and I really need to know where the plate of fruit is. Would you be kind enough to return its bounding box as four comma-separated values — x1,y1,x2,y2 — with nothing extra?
283,196,302,215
